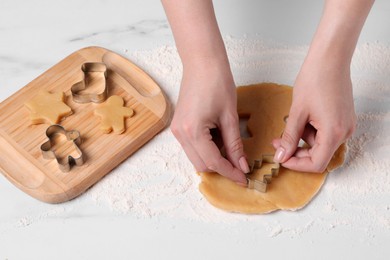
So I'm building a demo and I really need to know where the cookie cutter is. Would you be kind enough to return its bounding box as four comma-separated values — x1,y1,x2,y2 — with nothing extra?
246,154,280,192
40,124,84,172
71,62,108,103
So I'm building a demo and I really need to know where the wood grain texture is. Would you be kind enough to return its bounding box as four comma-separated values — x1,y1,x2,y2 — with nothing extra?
0,46,171,203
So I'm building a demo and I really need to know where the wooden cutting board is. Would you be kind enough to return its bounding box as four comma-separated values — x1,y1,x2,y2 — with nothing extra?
0,46,171,203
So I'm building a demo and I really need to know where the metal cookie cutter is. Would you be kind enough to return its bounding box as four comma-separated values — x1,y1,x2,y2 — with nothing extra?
40,124,84,172
246,154,280,192
71,62,108,103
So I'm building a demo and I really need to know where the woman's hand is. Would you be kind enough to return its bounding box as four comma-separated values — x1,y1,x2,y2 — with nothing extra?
273,0,374,172
272,57,356,172
272,0,374,171
171,62,249,185
162,0,249,184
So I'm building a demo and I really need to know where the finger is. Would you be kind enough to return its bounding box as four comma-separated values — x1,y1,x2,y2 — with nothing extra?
210,128,224,150
301,123,316,147
272,138,282,150
282,133,339,173
274,110,308,163
273,123,315,151
281,156,315,172
192,131,247,185
291,147,311,158
220,114,250,174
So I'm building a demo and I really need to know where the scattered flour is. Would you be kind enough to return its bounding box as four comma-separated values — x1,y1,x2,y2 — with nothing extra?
85,37,390,238
16,206,65,228
269,225,284,238
6,37,388,239
0,206,66,234
83,36,390,239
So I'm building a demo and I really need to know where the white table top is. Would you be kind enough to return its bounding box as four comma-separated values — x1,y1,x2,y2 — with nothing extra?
1,1,389,259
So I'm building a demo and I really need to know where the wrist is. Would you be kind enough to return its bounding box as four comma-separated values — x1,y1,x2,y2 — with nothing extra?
305,0,374,70
304,44,352,73
182,53,231,73
180,56,235,94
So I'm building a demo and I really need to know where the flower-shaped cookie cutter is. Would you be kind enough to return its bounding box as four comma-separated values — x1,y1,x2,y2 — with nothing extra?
40,124,84,172
246,154,280,192
71,62,108,103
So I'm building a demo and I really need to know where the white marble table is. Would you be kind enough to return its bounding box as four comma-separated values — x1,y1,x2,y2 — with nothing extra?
1,1,389,259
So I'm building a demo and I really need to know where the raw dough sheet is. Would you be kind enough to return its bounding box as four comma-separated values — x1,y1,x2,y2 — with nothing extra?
199,83,346,214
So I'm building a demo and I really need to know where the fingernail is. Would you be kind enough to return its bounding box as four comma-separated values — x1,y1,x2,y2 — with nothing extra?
239,156,250,174
208,166,216,172
274,147,285,162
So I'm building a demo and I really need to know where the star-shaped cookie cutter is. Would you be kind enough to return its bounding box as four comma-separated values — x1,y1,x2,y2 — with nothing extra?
71,62,108,103
246,154,280,192
40,125,84,172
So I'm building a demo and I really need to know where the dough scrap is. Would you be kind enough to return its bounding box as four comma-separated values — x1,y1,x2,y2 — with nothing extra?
94,95,134,134
199,83,346,214
24,90,72,125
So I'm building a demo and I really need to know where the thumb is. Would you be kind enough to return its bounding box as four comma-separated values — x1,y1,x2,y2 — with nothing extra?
220,114,250,174
274,111,307,163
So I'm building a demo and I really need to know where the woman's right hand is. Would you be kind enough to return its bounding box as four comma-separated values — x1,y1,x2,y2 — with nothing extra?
170,62,249,185
162,0,249,184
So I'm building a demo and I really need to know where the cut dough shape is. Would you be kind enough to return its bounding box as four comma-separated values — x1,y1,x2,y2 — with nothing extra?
24,90,72,125
199,83,346,214
94,95,134,134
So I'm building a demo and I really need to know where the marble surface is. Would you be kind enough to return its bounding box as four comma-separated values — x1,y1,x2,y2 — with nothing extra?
1,1,390,259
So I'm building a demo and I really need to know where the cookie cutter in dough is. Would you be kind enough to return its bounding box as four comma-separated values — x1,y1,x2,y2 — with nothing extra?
246,154,280,192
71,62,108,103
40,124,84,172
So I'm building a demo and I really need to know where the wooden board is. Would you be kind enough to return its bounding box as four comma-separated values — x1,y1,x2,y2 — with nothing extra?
0,46,171,203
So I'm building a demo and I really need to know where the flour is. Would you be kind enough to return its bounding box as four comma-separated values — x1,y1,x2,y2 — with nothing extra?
0,206,66,234
86,37,389,236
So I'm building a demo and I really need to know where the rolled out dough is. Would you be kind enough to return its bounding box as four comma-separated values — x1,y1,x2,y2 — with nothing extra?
199,83,346,214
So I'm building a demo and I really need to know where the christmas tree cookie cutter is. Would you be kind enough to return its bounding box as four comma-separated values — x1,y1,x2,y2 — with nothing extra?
246,154,280,192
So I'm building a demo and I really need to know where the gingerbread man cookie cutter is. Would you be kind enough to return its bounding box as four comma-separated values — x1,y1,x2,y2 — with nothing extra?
40,125,84,172
71,62,108,103
246,154,280,192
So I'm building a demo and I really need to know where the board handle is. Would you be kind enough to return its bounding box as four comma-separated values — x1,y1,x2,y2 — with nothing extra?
0,131,70,203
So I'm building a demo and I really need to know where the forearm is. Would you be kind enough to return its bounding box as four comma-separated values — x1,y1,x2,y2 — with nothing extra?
306,0,374,68
161,0,230,71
